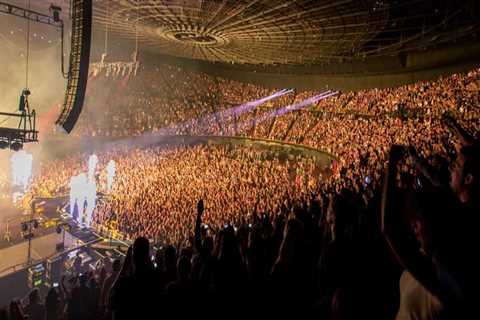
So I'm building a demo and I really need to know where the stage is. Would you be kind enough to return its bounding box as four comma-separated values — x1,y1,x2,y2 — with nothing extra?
0,198,102,277
0,231,79,277
0,198,62,250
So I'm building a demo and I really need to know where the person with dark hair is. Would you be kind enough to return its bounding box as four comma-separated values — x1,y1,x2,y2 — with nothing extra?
382,145,466,319
214,224,248,312
0,307,8,320
163,245,178,286
45,287,62,320
87,277,101,318
67,274,90,320
101,259,121,309
24,288,45,320
110,237,157,320
449,144,480,205
443,117,480,314
166,255,195,313
9,300,26,320
269,217,317,316
72,252,82,275
316,193,360,318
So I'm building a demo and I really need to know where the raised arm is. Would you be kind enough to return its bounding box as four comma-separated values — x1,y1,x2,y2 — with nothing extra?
443,115,476,147
408,146,448,187
194,199,204,253
381,145,448,304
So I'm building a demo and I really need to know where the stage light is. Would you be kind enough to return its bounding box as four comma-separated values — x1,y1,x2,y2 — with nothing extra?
11,142,23,151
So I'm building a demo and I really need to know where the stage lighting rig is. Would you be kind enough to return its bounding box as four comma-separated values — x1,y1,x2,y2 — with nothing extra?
0,0,92,134
11,141,23,151
0,1,66,148
90,51,140,78
0,90,38,151
90,0,140,79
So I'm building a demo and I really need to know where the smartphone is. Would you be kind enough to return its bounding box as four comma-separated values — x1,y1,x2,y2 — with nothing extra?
364,176,371,185
53,282,59,288
415,177,423,189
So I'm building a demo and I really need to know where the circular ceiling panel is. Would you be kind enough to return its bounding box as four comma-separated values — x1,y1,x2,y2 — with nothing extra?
89,0,479,65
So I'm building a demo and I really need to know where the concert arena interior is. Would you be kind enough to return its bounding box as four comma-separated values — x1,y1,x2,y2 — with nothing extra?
0,0,479,319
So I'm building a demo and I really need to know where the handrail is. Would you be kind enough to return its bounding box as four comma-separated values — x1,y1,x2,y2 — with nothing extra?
0,235,102,276
43,134,338,161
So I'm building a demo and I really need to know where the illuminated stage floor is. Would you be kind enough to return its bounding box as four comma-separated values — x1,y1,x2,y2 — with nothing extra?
0,231,79,277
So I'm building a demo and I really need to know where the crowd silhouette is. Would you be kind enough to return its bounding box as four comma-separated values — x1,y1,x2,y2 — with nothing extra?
1,66,479,319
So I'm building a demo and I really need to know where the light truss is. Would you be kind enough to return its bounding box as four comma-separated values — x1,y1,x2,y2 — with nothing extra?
0,1,62,28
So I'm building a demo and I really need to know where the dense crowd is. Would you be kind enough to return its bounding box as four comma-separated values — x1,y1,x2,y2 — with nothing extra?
2,65,479,319
2,125,479,319
27,144,325,245
73,65,480,190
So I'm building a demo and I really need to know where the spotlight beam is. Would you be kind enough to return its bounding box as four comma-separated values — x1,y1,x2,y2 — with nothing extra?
235,91,338,133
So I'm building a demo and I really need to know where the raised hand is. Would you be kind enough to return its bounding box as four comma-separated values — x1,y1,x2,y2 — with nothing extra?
197,199,204,216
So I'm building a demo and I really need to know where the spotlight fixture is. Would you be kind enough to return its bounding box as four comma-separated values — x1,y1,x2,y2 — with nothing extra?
10,142,23,151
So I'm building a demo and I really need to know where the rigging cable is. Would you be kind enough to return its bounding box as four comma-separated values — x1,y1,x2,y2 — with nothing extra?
24,0,31,89
135,0,139,54
104,1,109,55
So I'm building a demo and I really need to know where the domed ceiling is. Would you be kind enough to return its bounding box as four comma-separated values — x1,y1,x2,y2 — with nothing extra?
89,0,479,65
